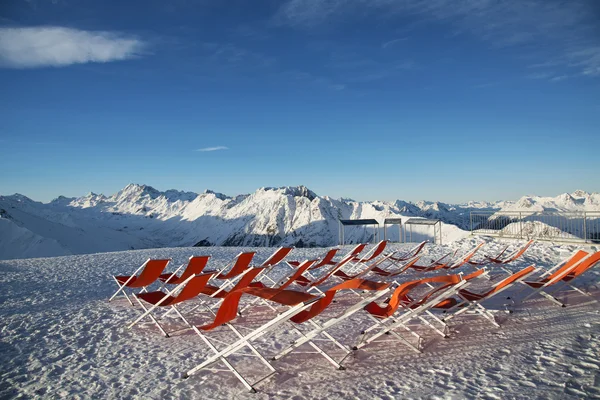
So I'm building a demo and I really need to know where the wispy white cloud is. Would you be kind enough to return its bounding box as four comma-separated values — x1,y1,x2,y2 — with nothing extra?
0,26,147,69
196,146,229,152
381,37,408,49
275,0,600,78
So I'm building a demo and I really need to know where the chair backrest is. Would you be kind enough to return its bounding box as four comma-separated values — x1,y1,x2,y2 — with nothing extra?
176,256,210,283
365,274,462,318
505,239,534,262
261,247,293,267
217,252,256,280
196,285,318,331
279,260,318,290
462,268,487,281
408,241,428,258
290,278,390,324
488,265,537,296
452,243,485,268
348,243,367,258
173,273,215,304
544,250,590,284
310,254,356,287
130,259,170,287
358,240,388,262
230,267,267,291
566,251,600,280
310,248,340,269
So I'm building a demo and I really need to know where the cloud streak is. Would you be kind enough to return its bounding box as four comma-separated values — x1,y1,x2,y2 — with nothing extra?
381,37,408,49
196,146,229,152
0,26,147,69
275,0,600,78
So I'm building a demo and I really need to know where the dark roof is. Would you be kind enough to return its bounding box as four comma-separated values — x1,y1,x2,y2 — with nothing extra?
405,218,441,226
384,218,402,224
339,219,379,226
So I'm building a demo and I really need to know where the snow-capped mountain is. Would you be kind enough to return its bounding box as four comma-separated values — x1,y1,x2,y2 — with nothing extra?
0,185,598,260
499,191,600,213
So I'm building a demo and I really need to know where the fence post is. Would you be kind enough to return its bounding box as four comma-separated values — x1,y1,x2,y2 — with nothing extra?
519,212,523,239
470,212,473,236
583,212,587,243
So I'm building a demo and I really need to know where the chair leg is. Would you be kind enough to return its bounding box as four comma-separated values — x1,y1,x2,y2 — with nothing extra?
190,327,257,393
538,290,566,307
133,297,169,337
110,277,134,305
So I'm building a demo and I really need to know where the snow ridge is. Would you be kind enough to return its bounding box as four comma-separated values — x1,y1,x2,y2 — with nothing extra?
1,185,598,259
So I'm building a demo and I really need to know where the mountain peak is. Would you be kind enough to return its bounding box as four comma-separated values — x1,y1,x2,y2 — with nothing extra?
203,189,230,201
258,185,317,201
571,190,589,198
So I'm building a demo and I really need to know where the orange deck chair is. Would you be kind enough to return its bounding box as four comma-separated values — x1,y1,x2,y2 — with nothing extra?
344,240,389,274
287,248,340,270
549,251,600,298
158,255,211,286
520,251,600,307
276,271,487,363
183,277,392,391
408,243,484,272
353,270,488,351
470,239,534,266
437,265,538,327
110,258,171,305
512,249,589,307
129,265,269,336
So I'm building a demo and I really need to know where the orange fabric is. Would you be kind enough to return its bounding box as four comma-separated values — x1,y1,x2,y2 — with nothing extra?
277,260,318,290
410,252,452,272
562,251,600,281
524,250,589,287
308,254,355,287
136,273,214,306
290,278,390,324
457,265,536,302
389,241,427,262
364,274,462,318
292,275,312,286
289,249,340,269
159,256,210,284
446,243,485,269
374,256,421,278
433,298,458,309
262,247,293,267
506,240,534,262
351,243,368,257
115,259,170,288
355,241,388,262
462,268,486,281
310,248,341,269
201,267,267,298
196,286,318,331
486,240,534,264
216,252,256,280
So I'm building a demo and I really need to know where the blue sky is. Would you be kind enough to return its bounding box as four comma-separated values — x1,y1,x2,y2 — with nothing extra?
0,0,599,203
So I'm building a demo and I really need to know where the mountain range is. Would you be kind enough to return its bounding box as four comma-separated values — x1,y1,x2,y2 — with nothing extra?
1,184,598,260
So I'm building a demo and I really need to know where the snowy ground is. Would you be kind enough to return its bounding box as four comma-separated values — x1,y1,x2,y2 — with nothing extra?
1,237,599,399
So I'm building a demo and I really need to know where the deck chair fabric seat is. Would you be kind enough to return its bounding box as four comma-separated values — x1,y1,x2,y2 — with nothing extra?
287,248,340,270
387,241,428,262
158,255,211,285
110,259,171,305
469,240,534,266
514,250,591,307
435,265,538,327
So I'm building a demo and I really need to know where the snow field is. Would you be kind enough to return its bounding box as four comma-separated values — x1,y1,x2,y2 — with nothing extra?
0,238,599,399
